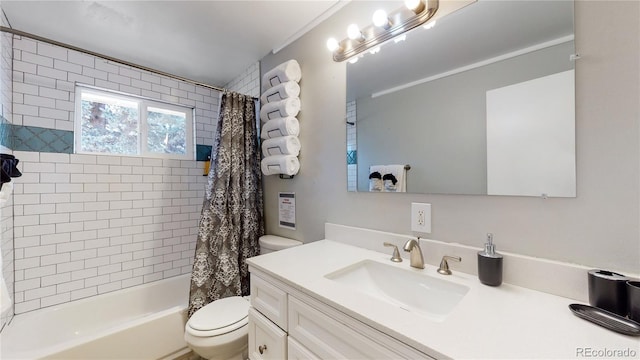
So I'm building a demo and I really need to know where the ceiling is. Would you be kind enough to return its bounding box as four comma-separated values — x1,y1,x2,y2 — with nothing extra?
1,0,346,87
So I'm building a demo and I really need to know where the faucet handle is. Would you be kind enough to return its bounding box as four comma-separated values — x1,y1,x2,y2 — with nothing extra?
383,242,403,263
437,255,462,275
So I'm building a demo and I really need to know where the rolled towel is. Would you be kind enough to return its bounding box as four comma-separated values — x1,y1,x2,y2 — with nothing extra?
261,117,300,139
261,155,300,176
262,136,301,157
261,81,300,104
262,59,301,90
260,97,301,122
369,171,383,192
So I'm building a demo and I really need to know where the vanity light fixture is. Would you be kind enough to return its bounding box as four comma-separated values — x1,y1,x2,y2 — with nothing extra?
327,0,438,62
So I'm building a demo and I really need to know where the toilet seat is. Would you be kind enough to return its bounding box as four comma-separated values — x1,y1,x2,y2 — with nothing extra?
186,296,249,337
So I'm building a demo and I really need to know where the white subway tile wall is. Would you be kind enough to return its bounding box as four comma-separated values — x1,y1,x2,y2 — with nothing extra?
225,62,260,99
8,35,222,314
1,7,15,330
6,30,261,315
12,36,218,146
12,152,209,313
346,100,357,192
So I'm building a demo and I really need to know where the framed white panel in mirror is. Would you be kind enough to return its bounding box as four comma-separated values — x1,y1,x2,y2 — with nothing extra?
346,0,576,197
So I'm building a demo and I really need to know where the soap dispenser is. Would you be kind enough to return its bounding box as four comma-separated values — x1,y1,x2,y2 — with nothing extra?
477,233,503,286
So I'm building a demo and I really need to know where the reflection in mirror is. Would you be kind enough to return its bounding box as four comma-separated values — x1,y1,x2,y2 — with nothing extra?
346,0,576,197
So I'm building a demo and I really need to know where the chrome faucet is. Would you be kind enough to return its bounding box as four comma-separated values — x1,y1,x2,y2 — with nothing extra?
403,237,424,269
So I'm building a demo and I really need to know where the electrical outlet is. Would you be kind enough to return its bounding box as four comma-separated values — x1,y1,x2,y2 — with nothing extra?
411,203,431,233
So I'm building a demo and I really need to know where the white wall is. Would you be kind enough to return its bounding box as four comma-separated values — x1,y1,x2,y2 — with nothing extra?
0,7,14,330
10,35,218,313
260,0,640,274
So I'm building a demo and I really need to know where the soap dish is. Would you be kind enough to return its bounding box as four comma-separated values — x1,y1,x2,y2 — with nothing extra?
569,304,640,336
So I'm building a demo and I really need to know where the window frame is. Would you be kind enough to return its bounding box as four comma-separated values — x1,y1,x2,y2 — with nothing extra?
74,85,195,160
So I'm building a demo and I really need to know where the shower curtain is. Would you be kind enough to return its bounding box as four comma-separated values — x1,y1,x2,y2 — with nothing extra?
188,91,264,318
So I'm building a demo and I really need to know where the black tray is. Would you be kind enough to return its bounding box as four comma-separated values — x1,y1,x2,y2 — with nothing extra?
569,304,640,336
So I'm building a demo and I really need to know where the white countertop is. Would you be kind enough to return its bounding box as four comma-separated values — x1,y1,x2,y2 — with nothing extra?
247,240,640,359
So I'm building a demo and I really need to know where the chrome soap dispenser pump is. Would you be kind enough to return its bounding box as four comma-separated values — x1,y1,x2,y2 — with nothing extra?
477,233,503,286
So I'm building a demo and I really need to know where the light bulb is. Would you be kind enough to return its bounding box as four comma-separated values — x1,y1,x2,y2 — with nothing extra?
393,34,407,43
348,56,359,64
372,9,390,28
326,38,340,52
347,24,362,40
423,20,437,30
404,0,424,13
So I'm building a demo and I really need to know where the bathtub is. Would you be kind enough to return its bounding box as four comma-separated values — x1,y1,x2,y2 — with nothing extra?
1,274,191,359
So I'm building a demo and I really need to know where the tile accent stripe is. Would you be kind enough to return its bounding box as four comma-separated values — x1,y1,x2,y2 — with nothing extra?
12,125,73,153
0,116,11,149
6,124,214,160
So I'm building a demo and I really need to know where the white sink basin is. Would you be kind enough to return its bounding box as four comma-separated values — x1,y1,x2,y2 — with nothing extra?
325,260,469,321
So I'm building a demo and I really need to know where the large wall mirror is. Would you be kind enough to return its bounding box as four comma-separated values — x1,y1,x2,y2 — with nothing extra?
346,0,576,197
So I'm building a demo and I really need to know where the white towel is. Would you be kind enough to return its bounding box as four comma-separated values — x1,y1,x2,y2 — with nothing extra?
261,117,300,139
260,97,301,122
384,164,407,192
262,136,300,157
262,59,302,90
369,165,407,192
261,81,300,104
261,155,300,176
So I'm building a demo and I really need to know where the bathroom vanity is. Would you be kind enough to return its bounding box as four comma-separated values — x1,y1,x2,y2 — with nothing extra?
246,227,639,359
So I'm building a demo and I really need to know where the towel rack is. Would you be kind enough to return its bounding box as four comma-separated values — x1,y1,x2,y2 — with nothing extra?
404,164,411,170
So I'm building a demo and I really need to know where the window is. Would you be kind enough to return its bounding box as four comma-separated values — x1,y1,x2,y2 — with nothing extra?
75,86,194,160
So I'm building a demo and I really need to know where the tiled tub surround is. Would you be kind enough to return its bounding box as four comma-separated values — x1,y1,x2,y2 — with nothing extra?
11,151,208,314
6,33,226,314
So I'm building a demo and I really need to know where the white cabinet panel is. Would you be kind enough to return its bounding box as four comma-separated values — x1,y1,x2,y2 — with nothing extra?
251,274,288,330
248,308,287,360
288,296,405,359
288,337,321,360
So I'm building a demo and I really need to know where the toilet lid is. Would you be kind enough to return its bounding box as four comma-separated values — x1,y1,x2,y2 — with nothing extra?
188,296,249,332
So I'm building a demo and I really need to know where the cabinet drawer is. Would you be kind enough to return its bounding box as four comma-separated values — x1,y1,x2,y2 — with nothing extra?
248,307,287,360
288,337,321,360
251,274,288,330
288,296,407,359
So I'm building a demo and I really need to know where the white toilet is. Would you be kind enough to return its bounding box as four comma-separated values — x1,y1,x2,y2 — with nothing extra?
184,235,302,360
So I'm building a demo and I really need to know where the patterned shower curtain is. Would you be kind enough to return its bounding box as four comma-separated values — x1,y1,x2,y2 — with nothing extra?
187,91,264,318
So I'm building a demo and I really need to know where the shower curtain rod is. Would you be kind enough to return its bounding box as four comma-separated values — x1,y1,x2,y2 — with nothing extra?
0,26,259,100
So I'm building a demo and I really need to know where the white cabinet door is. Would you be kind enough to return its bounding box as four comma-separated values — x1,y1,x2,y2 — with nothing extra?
248,308,287,360
288,296,408,359
288,337,321,360
251,274,288,330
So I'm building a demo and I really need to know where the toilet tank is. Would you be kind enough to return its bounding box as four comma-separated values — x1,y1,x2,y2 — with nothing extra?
259,235,302,254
